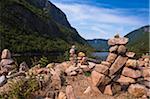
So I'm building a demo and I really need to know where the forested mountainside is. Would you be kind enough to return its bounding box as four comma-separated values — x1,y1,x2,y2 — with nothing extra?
0,0,91,53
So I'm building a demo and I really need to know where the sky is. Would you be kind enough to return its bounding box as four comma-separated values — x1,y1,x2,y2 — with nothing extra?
50,0,149,40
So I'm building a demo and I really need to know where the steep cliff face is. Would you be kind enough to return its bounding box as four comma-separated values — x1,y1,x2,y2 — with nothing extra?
0,0,89,53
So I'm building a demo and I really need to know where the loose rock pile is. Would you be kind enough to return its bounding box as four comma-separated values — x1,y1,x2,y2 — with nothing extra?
0,36,149,99
86,35,150,98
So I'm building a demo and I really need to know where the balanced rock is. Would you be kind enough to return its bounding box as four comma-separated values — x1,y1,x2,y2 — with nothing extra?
122,67,141,78
117,45,127,54
126,52,135,58
108,37,128,46
94,64,109,75
91,70,105,86
106,53,117,63
109,45,118,52
109,56,128,76
117,75,135,85
100,75,111,86
101,61,111,68
128,84,147,98
1,49,11,59
126,59,137,68
88,62,96,69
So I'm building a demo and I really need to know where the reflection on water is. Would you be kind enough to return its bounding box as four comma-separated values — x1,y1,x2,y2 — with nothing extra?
91,52,109,61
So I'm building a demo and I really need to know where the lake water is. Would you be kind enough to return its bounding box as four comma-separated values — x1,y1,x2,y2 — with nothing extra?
13,52,109,67
91,52,109,61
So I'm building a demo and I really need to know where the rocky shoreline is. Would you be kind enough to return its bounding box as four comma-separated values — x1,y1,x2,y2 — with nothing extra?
0,36,149,99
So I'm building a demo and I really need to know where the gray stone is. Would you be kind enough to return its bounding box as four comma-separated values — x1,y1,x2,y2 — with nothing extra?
1,49,11,59
19,62,29,72
0,75,7,87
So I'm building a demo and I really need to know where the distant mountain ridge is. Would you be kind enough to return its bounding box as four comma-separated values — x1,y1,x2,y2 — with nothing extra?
87,25,149,55
125,25,149,55
87,39,109,51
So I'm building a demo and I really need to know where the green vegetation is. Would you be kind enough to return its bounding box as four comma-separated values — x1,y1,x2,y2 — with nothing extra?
0,0,92,54
84,71,91,77
125,25,149,57
38,56,49,67
0,77,39,99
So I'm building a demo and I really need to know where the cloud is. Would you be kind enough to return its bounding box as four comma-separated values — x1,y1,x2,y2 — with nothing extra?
51,2,148,39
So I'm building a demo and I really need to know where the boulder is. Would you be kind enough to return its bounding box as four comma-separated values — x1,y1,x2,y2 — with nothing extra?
0,59,14,66
101,61,111,68
19,62,29,72
66,85,76,99
106,53,117,63
91,71,105,86
142,67,150,77
128,84,147,98
109,56,128,76
94,64,109,75
100,75,111,86
138,80,150,88
108,37,128,46
126,59,137,68
1,49,11,59
65,66,78,75
137,60,145,67
117,45,127,54
144,77,150,81
104,85,113,95
0,75,7,87
122,67,141,78
109,45,118,52
126,52,135,58
117,75,135,85
88,62,96,69
104,83,121,95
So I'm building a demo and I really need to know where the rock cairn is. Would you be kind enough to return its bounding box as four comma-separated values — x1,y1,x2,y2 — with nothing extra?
69,45,77,65
87,35,150,98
